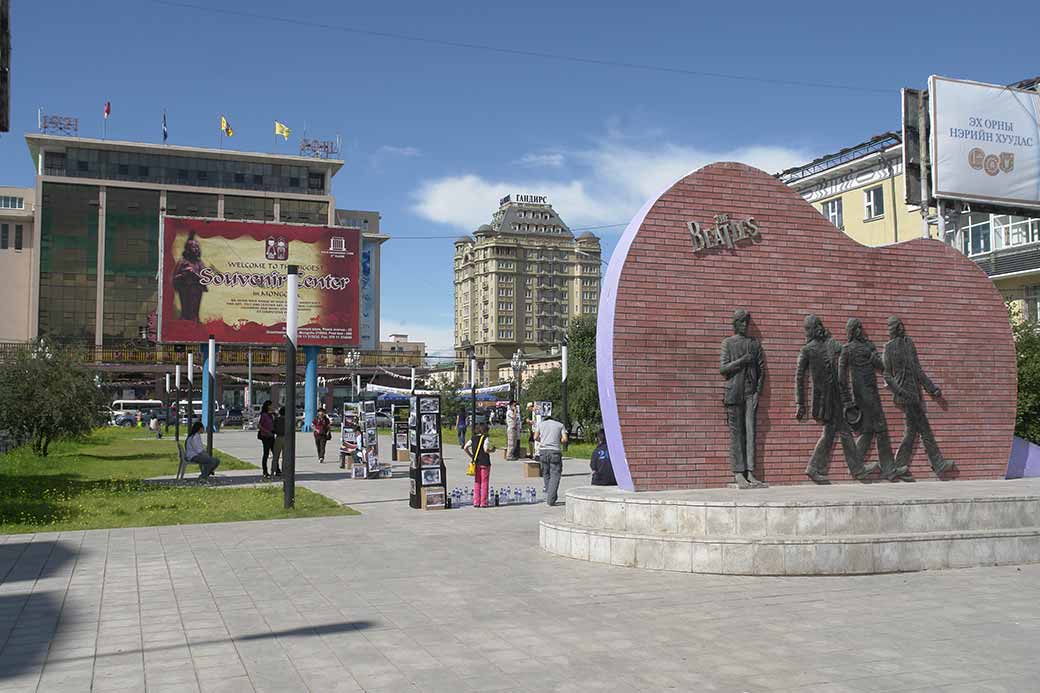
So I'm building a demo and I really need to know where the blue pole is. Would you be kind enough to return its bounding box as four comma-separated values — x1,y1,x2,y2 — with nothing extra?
303,346,319,432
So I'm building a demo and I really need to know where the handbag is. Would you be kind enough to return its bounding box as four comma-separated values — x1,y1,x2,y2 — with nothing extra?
466,434,485,476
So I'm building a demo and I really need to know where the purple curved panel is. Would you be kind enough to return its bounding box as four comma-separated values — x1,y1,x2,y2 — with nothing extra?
596,174,695,492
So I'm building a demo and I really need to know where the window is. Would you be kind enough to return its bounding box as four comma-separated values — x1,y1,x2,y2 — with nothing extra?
525,331,533,340
994,215,1040,248
308,172,325,191
1026,286,1040,323
117,164,129,176
0,196,24,209
0,224,7,249
77,160,89,172
822,198,843,229
138,166,150,178
177,169,189,184
864,186,884,220
289,177,300,188
952,212,993,256
234,173,245,184
253,174,264,186
197,171,209,184
14,225,23,251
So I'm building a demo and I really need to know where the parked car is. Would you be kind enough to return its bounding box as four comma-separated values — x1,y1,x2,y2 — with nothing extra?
224,407,244,426
113,412,137,427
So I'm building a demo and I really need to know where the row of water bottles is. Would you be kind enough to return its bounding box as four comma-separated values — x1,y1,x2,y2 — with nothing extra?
450,486,540,507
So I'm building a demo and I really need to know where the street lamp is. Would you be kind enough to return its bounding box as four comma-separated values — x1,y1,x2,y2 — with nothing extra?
510,349,527,403
561,335,569,448
463,340,477,454
344,349,361,404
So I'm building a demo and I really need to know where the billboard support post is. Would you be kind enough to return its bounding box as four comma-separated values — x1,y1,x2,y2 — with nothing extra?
918,90,931,239
206,335,216,456
284,265,299,510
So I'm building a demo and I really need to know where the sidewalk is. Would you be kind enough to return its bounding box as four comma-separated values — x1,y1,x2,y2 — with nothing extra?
0,429,1037,692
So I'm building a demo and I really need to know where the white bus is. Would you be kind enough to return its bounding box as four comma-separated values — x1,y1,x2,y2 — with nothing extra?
110,399,164,423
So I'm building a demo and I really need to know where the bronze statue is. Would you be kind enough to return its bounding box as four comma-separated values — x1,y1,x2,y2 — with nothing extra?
796,315,877,483
839,319,910,481
883,316,956,478
720,309,766,488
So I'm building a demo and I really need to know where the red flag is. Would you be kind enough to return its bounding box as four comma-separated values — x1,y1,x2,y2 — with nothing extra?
104,102,111,120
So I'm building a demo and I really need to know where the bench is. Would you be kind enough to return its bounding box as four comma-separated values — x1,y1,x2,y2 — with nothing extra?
176,442,200,480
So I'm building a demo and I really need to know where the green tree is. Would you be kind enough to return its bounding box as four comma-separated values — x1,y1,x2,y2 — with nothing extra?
565,316,601,439
0,341,107,456
436,376,465,428
1012,305,1040,444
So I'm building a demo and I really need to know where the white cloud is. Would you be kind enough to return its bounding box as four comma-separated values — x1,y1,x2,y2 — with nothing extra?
514,151,566,168
378,145,421,157
411,134,810,231
382,319,456,358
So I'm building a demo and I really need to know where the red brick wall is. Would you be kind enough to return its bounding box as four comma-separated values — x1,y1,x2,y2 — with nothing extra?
608,163,1016,490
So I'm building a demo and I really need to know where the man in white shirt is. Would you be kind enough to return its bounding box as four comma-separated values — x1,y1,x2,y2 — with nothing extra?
535,410,568,506
184,421,220,479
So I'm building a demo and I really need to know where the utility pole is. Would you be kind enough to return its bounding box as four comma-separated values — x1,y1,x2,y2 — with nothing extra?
561,336,569,451
283,265,299,509
918,88,931,239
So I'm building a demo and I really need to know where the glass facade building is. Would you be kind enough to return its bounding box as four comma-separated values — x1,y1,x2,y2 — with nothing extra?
38,183,99,340
26,134,343,345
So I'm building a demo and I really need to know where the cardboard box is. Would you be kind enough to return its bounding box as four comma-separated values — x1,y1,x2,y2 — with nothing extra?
523,462,541,478
421,486,445,510
396,448,411,462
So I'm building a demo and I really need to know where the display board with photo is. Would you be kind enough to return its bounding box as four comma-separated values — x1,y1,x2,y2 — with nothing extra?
420,467,442,485
410,394,446,510
419,398,439,414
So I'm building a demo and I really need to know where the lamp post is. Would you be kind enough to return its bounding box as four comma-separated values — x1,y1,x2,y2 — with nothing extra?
284,265,299,510
344,348,361,406
464,340,477,453
510,349,527,404
561,335,569,451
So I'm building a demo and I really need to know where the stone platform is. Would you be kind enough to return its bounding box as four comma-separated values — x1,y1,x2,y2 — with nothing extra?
539,479,1040,575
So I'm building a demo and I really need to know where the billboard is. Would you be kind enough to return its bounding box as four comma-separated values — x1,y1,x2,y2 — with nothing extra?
930,75,1040,210
159,217,360,346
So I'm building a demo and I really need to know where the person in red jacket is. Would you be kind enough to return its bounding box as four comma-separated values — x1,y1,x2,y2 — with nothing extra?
312,407,332,464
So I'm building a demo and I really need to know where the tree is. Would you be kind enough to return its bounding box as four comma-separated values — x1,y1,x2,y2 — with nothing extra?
0,340,106,456
1011,305,1040,444
565,316,601,438
435,376,464,427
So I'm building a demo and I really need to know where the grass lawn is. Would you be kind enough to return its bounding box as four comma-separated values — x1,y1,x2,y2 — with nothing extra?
0,427,356,535
448,424,596,460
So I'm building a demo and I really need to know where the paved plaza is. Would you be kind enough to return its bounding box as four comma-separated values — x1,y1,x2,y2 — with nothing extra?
0,430,1038,692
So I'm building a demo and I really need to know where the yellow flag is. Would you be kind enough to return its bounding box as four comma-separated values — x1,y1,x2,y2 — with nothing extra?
220,116,233,137
274,121,291,140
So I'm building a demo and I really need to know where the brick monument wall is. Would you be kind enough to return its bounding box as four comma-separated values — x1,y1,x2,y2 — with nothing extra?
598,162,1016,491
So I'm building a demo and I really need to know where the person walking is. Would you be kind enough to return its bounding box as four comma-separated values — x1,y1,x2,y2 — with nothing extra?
271,406,287,477
535,408,568,506
505,400,519,460
590,430,616,486
185,421,221,479
455,409,468,447
258,400,275,479
312,406,332,464
465,423,496,507
526,402,537,459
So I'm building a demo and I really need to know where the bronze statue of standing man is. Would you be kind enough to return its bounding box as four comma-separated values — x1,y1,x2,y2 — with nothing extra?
839,318,909,481
720,309,767,488
883,316,956,478
796,314,877,483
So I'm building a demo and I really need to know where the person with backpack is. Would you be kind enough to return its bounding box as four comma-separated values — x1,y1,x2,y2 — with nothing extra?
590,430,616,486
464,423,496,508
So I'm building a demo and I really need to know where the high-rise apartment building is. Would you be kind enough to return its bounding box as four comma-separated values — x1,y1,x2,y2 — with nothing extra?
453,194,601,385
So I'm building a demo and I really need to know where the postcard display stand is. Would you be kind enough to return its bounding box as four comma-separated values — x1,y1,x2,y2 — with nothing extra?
362,400,389,478
409,394,446,510
392,406,410,462
339,403,360,471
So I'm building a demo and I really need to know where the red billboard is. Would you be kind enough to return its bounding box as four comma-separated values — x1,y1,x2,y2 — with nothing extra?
159,217,360,346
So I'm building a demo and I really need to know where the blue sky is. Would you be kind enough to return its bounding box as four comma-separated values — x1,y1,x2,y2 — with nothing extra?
2,0,1037,354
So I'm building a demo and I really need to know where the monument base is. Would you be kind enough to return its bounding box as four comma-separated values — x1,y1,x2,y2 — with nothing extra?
539,479,1040,575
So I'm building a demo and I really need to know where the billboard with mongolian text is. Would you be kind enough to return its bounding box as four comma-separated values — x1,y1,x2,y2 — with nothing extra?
159,217,360,346
930,75,1040,209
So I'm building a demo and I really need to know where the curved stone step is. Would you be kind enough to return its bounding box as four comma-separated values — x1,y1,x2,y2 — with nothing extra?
540,519,1040,575
564,480,1040,538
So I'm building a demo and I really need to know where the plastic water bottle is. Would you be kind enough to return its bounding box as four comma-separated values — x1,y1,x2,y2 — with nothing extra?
500,486,510,505
528,487,537,504
514,487,522,504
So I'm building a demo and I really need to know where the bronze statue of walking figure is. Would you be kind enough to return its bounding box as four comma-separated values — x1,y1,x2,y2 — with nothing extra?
839,318,909,481
795,315,877,483
720,309,766,488
883,316,956,478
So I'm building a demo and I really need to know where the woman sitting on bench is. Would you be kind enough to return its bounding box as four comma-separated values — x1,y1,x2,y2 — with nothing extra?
185,421,221,479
